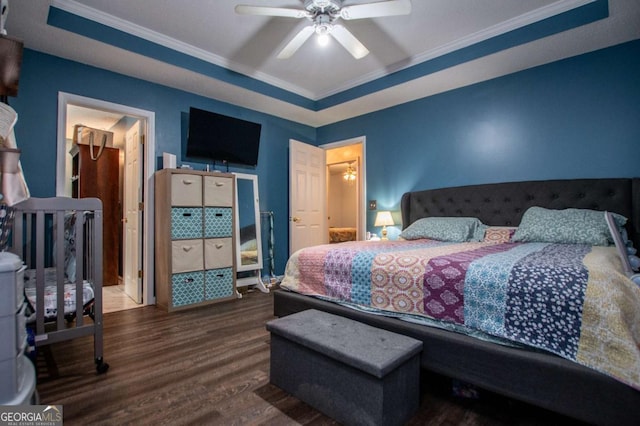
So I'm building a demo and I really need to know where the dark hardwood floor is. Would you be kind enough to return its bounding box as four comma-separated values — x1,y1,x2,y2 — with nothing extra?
35,290,586,425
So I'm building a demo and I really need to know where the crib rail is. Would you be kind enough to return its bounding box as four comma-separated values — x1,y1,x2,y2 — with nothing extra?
10,196,108,373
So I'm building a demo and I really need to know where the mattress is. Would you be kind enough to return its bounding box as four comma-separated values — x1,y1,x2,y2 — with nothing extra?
329,227,357,243
280,239,640,390
240,238,259,265
24,268,95,319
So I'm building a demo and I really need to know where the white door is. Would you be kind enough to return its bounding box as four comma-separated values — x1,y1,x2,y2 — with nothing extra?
289,139,327,254
123,121,142,303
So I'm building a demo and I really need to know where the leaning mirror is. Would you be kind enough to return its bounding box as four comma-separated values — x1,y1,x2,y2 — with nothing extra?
234,173,263,273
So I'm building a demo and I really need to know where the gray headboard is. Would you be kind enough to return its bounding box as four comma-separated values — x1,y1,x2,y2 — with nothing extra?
401,178,640,244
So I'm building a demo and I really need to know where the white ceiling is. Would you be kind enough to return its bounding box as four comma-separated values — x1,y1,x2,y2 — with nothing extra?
65,105,124,139
6,0,640,127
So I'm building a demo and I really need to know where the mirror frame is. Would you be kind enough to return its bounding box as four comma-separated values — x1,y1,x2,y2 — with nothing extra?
233,173,263,272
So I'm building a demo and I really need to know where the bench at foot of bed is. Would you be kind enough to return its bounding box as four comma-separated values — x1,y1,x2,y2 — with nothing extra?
267,309,422,426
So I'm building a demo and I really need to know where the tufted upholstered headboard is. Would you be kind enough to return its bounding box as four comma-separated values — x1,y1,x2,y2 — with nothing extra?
401,178,640,244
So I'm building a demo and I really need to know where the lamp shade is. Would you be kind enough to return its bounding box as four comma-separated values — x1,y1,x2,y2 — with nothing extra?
374,211,394,227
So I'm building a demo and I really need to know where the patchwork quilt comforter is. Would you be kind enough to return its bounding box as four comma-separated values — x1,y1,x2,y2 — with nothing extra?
280,239,640,390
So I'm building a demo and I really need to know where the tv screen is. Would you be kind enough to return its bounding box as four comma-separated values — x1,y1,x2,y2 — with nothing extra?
186,107,262,167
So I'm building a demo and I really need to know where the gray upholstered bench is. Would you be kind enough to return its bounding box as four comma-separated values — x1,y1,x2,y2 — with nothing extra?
267,309,423,426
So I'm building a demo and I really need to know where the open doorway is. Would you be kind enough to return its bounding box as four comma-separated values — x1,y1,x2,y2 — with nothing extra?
288,137,365,254
323,138,365,242
56,92,156,309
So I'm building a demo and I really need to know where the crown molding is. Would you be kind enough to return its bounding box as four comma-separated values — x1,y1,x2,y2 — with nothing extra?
317,0,595,99
51,0,596,103
50,0,317,100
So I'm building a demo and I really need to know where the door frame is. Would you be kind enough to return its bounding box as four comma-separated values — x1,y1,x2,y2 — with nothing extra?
56,92,156,305
320,136,367,242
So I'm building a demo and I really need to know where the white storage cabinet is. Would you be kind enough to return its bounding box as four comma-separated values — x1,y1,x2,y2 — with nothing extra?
155,170,237,311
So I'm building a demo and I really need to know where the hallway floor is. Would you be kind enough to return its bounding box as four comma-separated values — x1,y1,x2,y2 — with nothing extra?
103,284,142,313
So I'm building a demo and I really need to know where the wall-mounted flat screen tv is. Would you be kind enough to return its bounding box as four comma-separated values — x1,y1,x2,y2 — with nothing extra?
186,107,262,167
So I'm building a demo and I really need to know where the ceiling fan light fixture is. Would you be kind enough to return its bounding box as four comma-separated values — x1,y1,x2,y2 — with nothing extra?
343,163,357,182
238,0,412,59
317,32,330,46
315,22,332,46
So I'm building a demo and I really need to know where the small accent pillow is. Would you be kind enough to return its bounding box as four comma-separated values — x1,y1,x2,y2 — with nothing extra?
483,227,517,244
512,206,627,246
399,217,487,242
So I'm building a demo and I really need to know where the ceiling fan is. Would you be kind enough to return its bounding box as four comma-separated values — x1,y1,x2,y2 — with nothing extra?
235,0,412,59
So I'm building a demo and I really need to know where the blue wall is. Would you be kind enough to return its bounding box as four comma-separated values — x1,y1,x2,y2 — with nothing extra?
317,39,640,239
10,49,315,275
9,39,640,270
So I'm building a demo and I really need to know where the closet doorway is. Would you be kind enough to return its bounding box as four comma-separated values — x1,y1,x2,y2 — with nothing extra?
56,93,156,309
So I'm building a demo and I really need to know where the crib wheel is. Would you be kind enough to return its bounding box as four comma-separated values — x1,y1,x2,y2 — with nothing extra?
95,358,110,374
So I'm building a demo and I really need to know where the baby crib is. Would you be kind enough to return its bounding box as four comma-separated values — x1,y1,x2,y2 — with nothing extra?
10,197,109,374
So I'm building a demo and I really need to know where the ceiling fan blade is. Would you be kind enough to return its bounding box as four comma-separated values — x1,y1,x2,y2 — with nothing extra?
340,0,412,20
331,25,369,59
235,5,308,19
277,26,315,59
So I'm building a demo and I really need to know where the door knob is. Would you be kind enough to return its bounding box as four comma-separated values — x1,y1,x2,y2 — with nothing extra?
292,216,301,223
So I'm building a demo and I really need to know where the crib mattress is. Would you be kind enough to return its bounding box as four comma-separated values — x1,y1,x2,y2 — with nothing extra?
24,268,95,319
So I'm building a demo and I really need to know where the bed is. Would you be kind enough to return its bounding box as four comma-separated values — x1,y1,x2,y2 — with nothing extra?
238,224,259,266
274,177,640,425
10,197,109,374
329,227,357,243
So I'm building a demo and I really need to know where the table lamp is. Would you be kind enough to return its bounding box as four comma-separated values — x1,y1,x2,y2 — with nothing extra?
374,211,394,240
